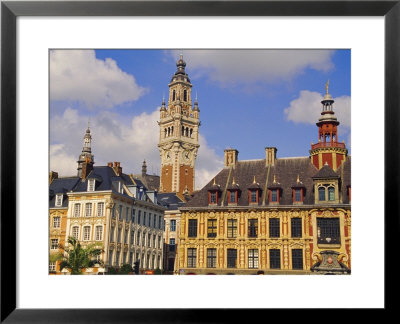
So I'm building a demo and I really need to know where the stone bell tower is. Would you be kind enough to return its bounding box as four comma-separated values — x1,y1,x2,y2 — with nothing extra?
310,81,348,171
158,55,200,195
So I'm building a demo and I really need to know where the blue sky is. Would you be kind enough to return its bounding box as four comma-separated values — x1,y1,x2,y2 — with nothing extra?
50,49,351,188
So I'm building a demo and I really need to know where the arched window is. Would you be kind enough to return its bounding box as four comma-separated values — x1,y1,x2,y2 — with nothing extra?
164,128,167,138
328,187,335,201
185,127,189,137
171,126,174,136
318,187,326,201
172,90,176,101
182,126,185,136
190,129,193,138
183,89,187,101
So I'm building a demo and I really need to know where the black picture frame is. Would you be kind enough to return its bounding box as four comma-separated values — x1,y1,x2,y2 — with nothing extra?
1,0,398,322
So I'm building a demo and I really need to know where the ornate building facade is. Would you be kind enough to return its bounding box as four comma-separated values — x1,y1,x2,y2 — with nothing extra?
49,129,165,274
178,85,351,275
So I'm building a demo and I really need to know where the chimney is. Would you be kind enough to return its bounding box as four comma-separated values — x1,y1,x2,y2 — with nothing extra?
142,160,147,177
49,171,58,184
113,162,122,176
224,148,239,167
265,147,277,166
81,157,93,180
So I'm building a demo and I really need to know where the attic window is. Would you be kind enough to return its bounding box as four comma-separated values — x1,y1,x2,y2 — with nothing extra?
228,191,237,204
87,179,95,192
318,184,335,202
55,194,63,207
209,191,217,204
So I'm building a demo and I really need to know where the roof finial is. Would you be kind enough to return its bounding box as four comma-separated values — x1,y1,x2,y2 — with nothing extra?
232,177,236,185
253,175,256,184
273,175,277,184
213,177,216,185
325,79,330,95
297,174,300,183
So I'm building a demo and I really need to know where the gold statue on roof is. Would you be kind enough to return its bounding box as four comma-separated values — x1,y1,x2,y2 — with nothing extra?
325,79,330,94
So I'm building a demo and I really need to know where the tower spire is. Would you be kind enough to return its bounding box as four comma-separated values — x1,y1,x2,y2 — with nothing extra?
310,81,348,170
77,125,94,177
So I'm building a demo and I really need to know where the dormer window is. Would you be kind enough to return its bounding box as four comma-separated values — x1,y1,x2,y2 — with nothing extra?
88,179,95,192
291,176,305,204
55,194,63,207
317,184,336,202
209,191,217,204
248,176,260,205
208,178,221,205
268,175,281,204
229,191,237,204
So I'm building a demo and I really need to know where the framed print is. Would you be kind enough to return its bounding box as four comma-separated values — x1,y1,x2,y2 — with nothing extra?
1,0,399,322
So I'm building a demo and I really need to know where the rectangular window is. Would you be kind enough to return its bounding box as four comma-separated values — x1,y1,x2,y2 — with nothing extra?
138,210,141,224
317,218,341,244
248,249,259,269
210,191,217,204
73,203,81,217
187,248,197,268
148,213,152,227
130,231,134,245
148,233,151,247
269,218,280,238
124,230,129,244
318,187,326,201
170,219,176,232
132,209,135,223
126,207,130,222
85,203,92,217
117,228,121,242
52,216,61,228
153,235,156,248
50,239,58,250
207,248,217,268
248,219,258,238
112,205,116,218
229,191,236,203
97,202,104,217
55,194,63,207
110,226,115,242
188,219,198,238
269,249,281,269
158,236,161,249
207,219,217,238
49,262,56,272
292,249,303,270
328,187,335,201
71,226,79,239
119,205,123,221
271,189,278,202
250,190,257,203
115,251,120,266
294,189,302,202
169,238,176,251
83,226,91,241
142,233,146,246
227,249,237,268
95,226,103,241
108,250,113,266
159,215,162,229
227,219,237,238
137,232,140,245
88,179,95,191
153,215,157,228
291,218,302,238
143,212,146,225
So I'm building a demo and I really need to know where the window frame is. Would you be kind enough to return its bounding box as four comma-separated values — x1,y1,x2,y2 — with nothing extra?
269,218,280,238
83,225,91,241
248,219,258,238
188,219,198,238
248,249,259,269
227,248,237,268
292,249,303,270
187,248,197,268
227,219,237,238
50,238,59,250
207,219,217,238
269,249,281,269
206,248,217,268
52,216,61,228
170,219,176,232
55,194,63,207
291,218,302,238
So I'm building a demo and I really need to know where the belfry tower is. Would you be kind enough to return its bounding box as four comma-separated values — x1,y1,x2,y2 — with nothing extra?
77,124,94,177
310,81,348,171
158,55,200,195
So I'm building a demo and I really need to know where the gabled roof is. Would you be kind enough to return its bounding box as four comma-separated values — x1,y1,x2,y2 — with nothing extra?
312,164,340,179
132,173,160,191
158,192,186,210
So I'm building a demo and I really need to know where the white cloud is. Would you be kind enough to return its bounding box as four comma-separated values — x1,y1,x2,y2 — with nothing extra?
168,50,335,87
284,90,351,128
50,50,147,108
50,107,223,188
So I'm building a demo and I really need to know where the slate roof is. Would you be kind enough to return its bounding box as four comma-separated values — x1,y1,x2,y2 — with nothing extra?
132,173,160,191
158,192,186,210
184,156,351,208
49,177,80,208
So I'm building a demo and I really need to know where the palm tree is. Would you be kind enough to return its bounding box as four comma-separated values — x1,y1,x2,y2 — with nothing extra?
51,236,103,275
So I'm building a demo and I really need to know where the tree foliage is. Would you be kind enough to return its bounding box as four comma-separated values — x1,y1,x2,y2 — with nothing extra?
119,264,133,274
51,236,103,275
